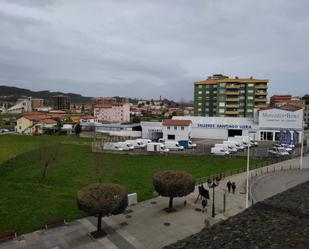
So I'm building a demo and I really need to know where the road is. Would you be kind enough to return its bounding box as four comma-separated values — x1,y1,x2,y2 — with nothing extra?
251,169,309,202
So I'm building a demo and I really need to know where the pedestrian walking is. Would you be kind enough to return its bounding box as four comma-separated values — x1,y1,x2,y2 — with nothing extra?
232,182,236,194
201,198,207,213
227,180,232,193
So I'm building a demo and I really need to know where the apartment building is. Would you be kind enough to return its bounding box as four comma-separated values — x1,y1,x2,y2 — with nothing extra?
53,95,70,111
302,95,309,127
270,95,304,108
94,103,130,123
194,74,269,117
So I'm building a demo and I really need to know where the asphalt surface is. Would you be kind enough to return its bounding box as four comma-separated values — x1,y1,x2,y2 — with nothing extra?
251,169,309,202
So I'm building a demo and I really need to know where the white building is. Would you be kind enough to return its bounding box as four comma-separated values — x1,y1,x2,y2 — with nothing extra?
162,119,192,142
141,107,304,143
141,121,163,140
94,103,130,123
7,97,32,113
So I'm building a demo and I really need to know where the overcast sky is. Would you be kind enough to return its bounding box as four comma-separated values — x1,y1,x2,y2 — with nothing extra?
0,0,308,101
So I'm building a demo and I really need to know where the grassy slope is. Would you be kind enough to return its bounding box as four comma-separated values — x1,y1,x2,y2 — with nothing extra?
0,135,266,234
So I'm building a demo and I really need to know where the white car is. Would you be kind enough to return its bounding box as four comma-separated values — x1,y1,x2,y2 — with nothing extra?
125,140,146,149
214,144,237,153
0,128,9,133
138,139,152,144
164,141,184,151
269,148,289,156
211,147,230,156
115,142,134,151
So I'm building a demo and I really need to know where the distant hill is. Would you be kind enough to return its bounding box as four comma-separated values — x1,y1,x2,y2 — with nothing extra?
0,85,93,104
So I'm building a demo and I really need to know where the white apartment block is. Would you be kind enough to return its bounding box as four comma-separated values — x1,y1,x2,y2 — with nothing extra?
94,103,130,123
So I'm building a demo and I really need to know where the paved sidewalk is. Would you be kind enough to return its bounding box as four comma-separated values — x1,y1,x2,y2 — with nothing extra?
1,154,308,249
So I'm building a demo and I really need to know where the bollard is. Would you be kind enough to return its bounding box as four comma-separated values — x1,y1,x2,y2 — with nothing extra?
223,193,226,213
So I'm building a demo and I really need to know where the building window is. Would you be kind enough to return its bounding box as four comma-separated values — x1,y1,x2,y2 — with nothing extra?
248,96,254,100
219,102,225,107
167,126,170,130
181,126,184,130
198,91,202,94
198,85,202,89
248,84,254,87
248,90,254,93
206,91,210,94
219,109,225,113
174,126,177,130
168,134,175,140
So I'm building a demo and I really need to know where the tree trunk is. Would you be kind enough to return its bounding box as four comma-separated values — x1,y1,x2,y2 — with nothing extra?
97,215,102,231
169,197,173,208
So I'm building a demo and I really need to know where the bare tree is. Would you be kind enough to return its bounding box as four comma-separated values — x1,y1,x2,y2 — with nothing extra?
38,142,59,187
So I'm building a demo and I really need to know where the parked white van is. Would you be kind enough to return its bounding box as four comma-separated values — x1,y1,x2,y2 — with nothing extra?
164,141,184,151
147,143,169,152
115,142,134,151
188,141,197,149
215,143,237,153
223,141,244,151
125,140,146,149
138,139,152,144
211,147,230,156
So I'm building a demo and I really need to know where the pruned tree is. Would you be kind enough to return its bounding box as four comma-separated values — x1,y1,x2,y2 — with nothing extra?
153,170,195,210
77,183,128,235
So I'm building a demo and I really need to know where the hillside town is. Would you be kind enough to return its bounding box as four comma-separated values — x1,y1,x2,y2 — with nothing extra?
0,1,309,249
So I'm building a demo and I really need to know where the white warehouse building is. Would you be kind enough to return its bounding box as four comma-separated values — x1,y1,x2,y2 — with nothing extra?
141,107,304,143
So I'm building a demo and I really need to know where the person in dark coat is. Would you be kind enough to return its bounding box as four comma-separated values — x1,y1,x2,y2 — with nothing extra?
227,180,232,193
201,199,207,213
232,182,236,194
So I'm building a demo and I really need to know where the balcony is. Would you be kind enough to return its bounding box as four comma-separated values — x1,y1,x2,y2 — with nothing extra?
226,104,240,108
255,85,268,89
226,91,239,95
255,105,268,109
255,91,267,96
255,98,267,102
225,111,239,115
226,98,240,102
226,85,240,89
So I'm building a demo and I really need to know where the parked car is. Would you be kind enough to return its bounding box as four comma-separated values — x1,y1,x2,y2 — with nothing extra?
273,144,292,152
115,142,134,151
211,147,230,156
138,139,152,144
158,138,165,143
125,140,146,149
164,141,184,151
112,144,124,151
0,128,9,133
147,142,169,152
188,141,197,149
223,141,243,151
214,144,237,153
269,148,289,156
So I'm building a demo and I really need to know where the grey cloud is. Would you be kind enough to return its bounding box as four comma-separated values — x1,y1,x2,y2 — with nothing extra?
0,0,308,100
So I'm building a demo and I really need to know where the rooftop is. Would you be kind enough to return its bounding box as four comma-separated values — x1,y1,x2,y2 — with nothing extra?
194,74,269,85
162,119,192,126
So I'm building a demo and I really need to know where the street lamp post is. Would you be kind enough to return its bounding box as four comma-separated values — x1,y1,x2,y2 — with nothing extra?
207,177,220,218
245,143,250,208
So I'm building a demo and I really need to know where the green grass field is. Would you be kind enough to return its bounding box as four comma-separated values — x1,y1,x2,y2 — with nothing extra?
0,135,268,234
